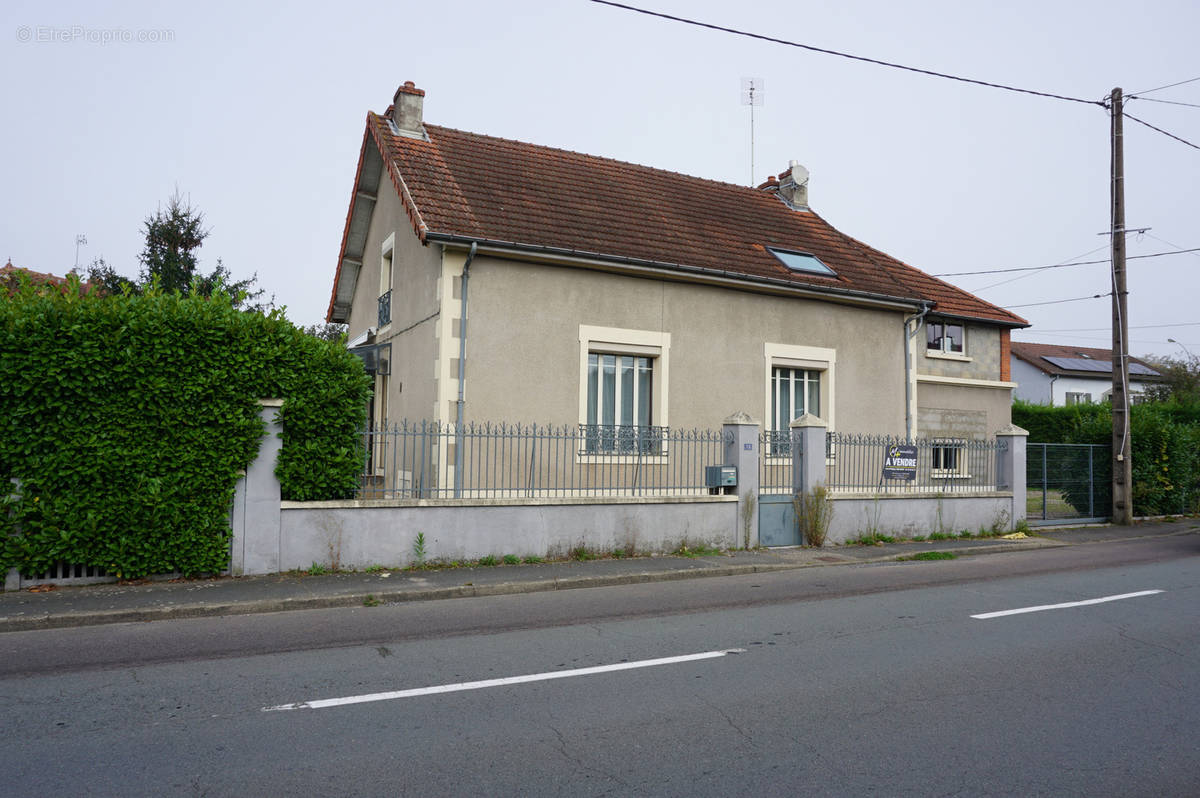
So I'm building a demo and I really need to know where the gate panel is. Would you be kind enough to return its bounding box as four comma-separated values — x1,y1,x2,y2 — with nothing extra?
759,494,799,546
1027,443,1111,524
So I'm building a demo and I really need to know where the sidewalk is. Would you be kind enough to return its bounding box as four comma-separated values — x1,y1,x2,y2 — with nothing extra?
1,519,1195,632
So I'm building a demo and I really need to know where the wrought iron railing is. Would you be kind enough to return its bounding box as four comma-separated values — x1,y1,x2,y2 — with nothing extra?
377,289,392,327
825,433,1004,493
359,420,729,499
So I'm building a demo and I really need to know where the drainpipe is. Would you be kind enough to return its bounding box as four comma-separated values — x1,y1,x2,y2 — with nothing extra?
454,242,477,498
903,302,933,441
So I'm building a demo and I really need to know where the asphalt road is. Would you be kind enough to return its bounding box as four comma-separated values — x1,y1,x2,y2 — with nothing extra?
3,534,1198,796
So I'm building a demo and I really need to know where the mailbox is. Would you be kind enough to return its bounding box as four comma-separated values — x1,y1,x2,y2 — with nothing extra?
704,465,737,488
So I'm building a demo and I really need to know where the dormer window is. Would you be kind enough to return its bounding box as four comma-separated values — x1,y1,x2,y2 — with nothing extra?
768,247,836,277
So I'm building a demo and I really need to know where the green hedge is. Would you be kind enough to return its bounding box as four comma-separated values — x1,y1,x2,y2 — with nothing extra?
1015,399,1200,516
1,278,370,577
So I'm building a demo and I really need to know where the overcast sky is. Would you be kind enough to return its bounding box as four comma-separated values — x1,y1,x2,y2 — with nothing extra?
4,0,1198,358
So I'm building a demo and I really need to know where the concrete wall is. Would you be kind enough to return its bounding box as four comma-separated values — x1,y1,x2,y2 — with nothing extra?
919,322,1002,381
277,497,738,572
916,381,1013,439
826,494,1016,543
1011,358,1050,403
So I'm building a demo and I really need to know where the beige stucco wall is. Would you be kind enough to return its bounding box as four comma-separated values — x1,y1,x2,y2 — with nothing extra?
345,162,443,423
458,258,912,435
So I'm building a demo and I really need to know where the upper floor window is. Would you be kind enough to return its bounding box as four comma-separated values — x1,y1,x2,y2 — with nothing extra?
926,321,964,354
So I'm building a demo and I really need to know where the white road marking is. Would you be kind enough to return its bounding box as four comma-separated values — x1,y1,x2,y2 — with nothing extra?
262,648,747,712
971,590,1164,620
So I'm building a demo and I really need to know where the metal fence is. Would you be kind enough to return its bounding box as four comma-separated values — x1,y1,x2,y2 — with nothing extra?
359,420,730,499
1026,443,1111,524
825,433,1004,493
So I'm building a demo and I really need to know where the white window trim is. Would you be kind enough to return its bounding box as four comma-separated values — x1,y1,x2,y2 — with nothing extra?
925,320,970,360
378,232,395,331
578,325,670,461
764,343,835,462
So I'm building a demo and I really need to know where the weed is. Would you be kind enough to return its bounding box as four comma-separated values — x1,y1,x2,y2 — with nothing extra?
850,532,896,546
364,564,385,573
1013,518,1032,535
477,555,498,567
363,594,380,607
502,554,520,565
307,562,329,576
522,555,544,564
928,532,952,541
989,507,1012,535
904,551,957,561
674,543,722,558
794,485,835,547
958,530,973,539
570,546,598,561
911,535,927,542
413,532,427,567
612,548,627,559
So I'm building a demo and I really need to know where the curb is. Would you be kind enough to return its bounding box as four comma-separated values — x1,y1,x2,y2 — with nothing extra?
0,537,1083,633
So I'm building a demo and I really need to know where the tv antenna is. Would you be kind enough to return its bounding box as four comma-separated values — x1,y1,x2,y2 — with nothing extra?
740,77,764,185
74,234,87,271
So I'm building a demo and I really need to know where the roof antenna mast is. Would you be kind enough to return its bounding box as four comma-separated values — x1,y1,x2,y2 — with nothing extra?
741,78,764,185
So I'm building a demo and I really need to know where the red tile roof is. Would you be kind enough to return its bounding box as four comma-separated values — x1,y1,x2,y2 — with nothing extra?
331,105,1027,327
1010,340,1162,377
1,261,93,295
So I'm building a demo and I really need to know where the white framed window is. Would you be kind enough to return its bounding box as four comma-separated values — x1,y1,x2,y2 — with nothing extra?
764,343,835,457
930,438,969,478
578,326,670,455
379,233,395,328
926,320,965,355
1065,391,1092,405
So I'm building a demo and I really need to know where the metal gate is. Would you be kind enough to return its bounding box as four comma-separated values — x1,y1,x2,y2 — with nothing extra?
1026,443,1110,525
758,430,801,545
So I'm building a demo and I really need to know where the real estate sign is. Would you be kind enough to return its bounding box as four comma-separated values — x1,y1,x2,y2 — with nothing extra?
882,444,918,481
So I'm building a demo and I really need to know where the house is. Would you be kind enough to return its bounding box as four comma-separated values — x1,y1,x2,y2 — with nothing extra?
1,260,93,296
1010,341,1164,405
327,82,1028,487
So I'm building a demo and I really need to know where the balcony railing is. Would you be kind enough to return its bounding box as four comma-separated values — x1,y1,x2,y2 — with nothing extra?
377,289,392,327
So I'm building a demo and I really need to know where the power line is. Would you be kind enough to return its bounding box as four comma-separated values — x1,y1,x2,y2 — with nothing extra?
1002,293,1110,310
1130,75,1200,96
969,243,1110,293
589,1,1104,106
1124,112,1200,151
935,246,1200,278
1025,321,1200,333
1129,96,1200,110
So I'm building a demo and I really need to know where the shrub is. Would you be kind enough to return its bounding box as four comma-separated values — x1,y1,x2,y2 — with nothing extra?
0,277,370,577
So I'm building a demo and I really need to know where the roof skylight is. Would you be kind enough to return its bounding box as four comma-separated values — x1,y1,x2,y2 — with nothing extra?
768,247,836,276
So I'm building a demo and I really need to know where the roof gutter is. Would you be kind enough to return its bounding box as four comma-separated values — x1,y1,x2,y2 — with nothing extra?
427,233,928,315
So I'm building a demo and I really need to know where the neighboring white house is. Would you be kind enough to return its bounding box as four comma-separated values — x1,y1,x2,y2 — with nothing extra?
1010,341,1163,405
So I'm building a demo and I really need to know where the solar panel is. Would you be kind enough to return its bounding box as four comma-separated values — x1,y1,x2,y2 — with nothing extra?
1042,355,1160,377
1043,356,1111,373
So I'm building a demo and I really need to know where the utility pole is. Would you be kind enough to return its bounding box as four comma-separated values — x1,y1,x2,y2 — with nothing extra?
1109,87,1133,525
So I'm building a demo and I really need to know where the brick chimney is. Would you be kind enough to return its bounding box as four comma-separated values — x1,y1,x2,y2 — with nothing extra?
777,161,810,210
391,81,425,139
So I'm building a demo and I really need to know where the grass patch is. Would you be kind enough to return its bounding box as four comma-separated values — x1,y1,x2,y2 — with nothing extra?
362,594,380,606
928,532,952,541
905,551,957,561
477,555,498,567
522,555,544,564
502,554,520,565
911,535,927,542
612,548,627,559
570,546,598,561
307,562,329,576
